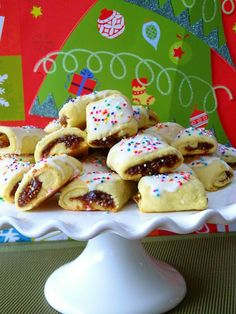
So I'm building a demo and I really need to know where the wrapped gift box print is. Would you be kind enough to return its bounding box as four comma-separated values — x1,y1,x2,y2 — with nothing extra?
68,69,97,96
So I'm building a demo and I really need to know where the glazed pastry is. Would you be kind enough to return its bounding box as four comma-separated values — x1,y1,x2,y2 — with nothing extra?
134,172,207,212
59,171,136,212
86,94,138,148
0,157,33,203
188,156,234,191
59,90,121,129
81,153,110,173
34,127,88,162
142,122,184,144
132,106,149,129
44,119,62,134
215,144,236,168
107,134,183,180
171,127,217,156
15,155,83,211
0,126,46,155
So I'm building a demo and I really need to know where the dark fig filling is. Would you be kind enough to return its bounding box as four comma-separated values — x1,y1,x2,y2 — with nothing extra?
126,154,180,176
185,142,214,152
41,135,84,158
218,171,233,183
91,134,121,148
71,190,115,209
17,177,42,207
10,181,20,197
0,133,10,148
60,115,68,127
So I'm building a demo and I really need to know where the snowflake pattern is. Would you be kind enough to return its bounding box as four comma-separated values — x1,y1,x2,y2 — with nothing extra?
0,74,10,107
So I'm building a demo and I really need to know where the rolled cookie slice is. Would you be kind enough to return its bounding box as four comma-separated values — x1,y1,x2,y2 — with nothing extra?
59,171,136,212
171,127,217,156
187,156,234,191
146,109,160,127
0,158,33,203
34,127,88,162
0,126,46,155
15,155,83,211
134,172,207,212
132,106,149,129
107,134,183,181
86,94,138,148
59,90,121,129
141,122,184,144
215,144,236,168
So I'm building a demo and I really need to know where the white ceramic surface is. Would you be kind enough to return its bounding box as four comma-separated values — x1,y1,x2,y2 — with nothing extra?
45,232,186,314
0,171,235,240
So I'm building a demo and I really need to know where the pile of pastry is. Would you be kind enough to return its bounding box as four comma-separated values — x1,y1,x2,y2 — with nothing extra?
0,90,235,213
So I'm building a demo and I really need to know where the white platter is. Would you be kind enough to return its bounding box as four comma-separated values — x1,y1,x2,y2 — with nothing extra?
0,171,235,241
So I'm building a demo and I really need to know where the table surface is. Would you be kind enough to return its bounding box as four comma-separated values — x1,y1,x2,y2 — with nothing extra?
0,233,235,314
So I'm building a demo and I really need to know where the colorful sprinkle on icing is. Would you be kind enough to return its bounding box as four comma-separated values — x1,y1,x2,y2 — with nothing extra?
217,144,236,158
87,95,133,135
79,172,118,191
142,172,191,197
117,134,167,156
176,127,214,139
188,156,228,168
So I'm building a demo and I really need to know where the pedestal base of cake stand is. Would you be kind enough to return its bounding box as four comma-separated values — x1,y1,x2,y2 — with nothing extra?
44,232,186,314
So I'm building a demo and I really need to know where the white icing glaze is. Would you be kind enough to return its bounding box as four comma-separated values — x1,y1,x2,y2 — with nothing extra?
82,155,109,173
216,144,236,158
79,172,118,191
86,95,133,137
188,156,230,169
175,127,215,140
141,172,191,197
0,158,32,186
111,134,168,164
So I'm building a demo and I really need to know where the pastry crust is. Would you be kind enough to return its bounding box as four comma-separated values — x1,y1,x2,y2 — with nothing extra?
132,106,149,129
59,90,122,129
0,126,46,155
0,154,35,163
215,144,236,167
135,172,207,212
0,157,33,203
171,127,217,156
15,155,83,211
59,171,136,212
86,94,138,148
34,127,88,162
142,122,184,144
146,109,160,127
188,156,234,191
107,134,183,180
44,119,62,134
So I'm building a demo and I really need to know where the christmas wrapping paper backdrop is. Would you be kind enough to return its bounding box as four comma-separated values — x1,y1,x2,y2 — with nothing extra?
0,0,236,241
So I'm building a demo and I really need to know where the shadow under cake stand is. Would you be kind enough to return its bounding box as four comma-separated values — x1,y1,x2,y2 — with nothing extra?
0,176,236,314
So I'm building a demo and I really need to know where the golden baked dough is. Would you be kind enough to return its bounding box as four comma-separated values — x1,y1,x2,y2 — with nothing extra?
59,90,121,129
15,155,83,211
86,94,138,148
0,154,35,163
171,127,217,156
0,157,33,203
107,134,183,180
44,119,62,134
0,126,46,155
34,127,88,162
59,171,136,212
135,172,207,212
187,156,234,191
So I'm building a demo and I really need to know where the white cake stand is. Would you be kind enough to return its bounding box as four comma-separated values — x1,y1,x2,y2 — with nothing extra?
0,174,236,314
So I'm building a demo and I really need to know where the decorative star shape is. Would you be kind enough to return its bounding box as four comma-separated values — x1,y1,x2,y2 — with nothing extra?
173,46,185,59
232,22,236,33
30,6,43,18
